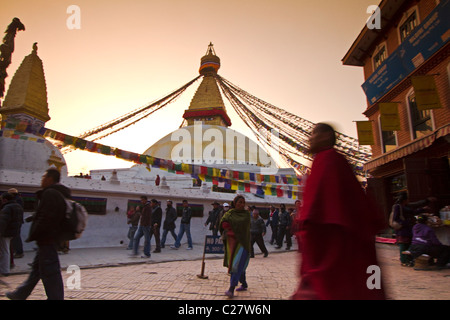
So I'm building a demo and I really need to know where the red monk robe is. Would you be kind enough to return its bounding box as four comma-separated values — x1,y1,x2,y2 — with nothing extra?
292,147,386,300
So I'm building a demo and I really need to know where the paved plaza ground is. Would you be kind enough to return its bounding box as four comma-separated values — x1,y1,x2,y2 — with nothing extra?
0,242,449,301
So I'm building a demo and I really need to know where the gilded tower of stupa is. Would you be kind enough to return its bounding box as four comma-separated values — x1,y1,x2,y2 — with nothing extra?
182,43,231,127
0,43,50,127
0,43,66,174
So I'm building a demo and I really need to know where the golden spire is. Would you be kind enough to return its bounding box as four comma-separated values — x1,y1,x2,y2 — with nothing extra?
183,43,231,127
199,42,221,75
0,42,50,123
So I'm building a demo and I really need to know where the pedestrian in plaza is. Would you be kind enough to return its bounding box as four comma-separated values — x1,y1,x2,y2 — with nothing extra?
149,199,162,253
171,200,193,250
218,202,230,226
292,123,386,300
0,192,23,275
391,192,433,267
276,204,292,250
250,206,268,258
409,214,450,269
131,196,152,258
204,201,221,236
266,205,279,245
220,195,251,298
7,188,24,259
291,200,302,252
126,206,141,250
6,168,70,300
161,200,177,248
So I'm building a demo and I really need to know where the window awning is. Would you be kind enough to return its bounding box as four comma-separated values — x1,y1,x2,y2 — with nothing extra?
363,124,450,171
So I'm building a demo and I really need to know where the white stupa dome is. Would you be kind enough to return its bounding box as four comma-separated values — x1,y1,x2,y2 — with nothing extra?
143,124,276,169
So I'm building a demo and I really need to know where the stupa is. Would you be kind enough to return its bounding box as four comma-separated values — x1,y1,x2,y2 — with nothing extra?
0,43,67,176
142,43,277,170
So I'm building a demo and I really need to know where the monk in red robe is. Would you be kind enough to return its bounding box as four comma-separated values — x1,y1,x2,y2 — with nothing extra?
292,123,386,300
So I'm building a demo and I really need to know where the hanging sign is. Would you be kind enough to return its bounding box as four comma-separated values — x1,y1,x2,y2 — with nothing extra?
411,76,442,110
356,121,375,145
379,103,401,131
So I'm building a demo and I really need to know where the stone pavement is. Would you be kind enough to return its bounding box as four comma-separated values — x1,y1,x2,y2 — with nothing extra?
0,241,449,300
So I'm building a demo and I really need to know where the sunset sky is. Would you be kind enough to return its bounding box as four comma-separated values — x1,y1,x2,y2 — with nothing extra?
1,0,378,175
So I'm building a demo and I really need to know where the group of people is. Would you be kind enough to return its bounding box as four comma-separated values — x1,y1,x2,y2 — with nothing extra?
265,203,298,251
126,197,196,258
391,192,450,269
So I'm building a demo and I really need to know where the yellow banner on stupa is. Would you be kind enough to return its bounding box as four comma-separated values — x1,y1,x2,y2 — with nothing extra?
379,103,401,131
356,121,374,145
411,76,442,110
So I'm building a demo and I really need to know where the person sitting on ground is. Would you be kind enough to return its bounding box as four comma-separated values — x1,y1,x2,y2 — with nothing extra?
409,215,450,269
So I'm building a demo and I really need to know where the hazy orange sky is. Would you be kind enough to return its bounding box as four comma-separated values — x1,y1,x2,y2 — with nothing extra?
1,0,378,175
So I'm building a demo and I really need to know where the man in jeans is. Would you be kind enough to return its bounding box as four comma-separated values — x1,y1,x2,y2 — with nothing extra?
131,196,152,258
6,168,69,300
171,200,193,250
149,199,162,253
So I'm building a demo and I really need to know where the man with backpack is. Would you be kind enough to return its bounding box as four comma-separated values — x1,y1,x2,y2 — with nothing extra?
6,168,70,300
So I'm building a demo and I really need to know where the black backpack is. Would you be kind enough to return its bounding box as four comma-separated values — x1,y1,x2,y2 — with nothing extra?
59,198,88,241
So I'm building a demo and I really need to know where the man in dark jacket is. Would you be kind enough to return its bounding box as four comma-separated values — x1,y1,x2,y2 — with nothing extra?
204,201,221,236
126,207,141,250
0,192,23,275
250,207,268,258
6,168,69,300
132,196,152,258
266,205,279,245
161,200,177,248
7,188,24,259
149,199,162,253
171,200,193,250
276,204,292,250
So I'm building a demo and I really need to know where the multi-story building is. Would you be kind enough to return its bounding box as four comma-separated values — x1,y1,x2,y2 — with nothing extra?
343,0,449,216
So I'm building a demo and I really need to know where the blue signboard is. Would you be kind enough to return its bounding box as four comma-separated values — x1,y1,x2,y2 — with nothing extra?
362,50,408,105
204,235,224,254
362,0,450,105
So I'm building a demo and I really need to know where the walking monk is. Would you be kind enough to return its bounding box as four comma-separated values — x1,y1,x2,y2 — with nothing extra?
292,123,386,300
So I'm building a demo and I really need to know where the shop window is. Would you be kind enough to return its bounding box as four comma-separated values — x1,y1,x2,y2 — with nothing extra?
378,115,397,153
72,196,107,215
16,192,38,212
407,93,433,139
176,203,204,218
127,199,141,212
373,45,387,70
381,130,397,153
390,174,407,196
5,192,108,215
399,10,418,42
